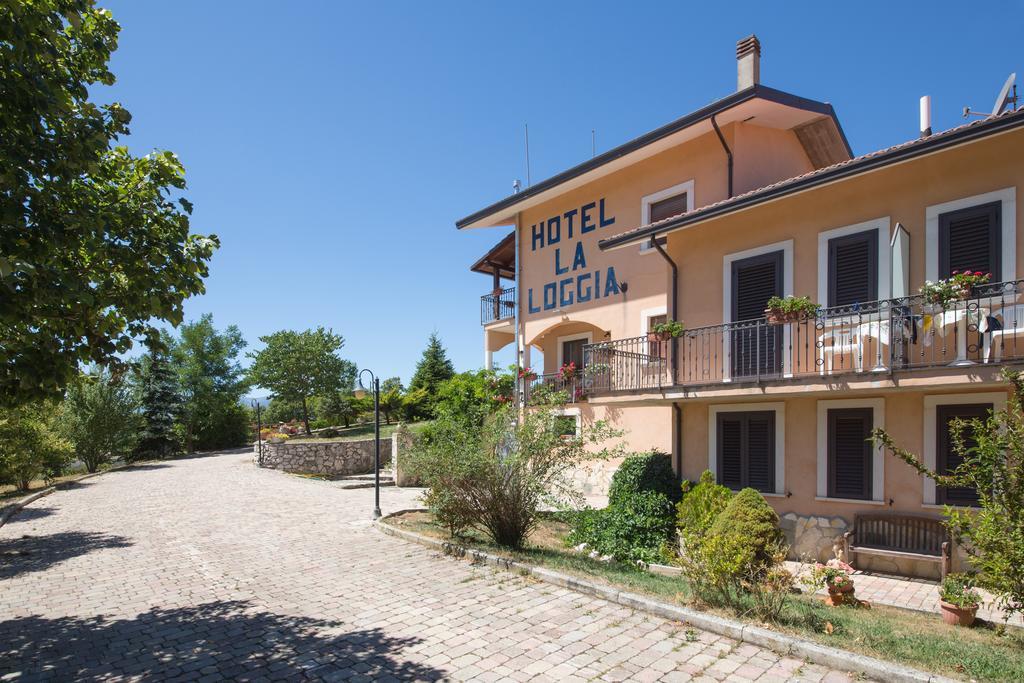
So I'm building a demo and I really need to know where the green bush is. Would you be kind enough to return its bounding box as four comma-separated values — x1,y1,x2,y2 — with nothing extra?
683,487,787,606
567,452,679,564
676,470,733,542
567,491,675,564
607,451,680,507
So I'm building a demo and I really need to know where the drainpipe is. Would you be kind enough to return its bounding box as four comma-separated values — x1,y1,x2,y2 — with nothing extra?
710,114,733,198
651,233,679,384
652,234,682,480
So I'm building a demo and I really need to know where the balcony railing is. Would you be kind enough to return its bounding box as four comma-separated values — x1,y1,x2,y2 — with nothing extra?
481,287,516,325
584,279,1024,393
526,372,588,404
583,336,670,393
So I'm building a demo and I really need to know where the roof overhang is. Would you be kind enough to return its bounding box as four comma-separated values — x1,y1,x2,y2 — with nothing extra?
598,108,1024,251
456,85,851,230
470,232,515,279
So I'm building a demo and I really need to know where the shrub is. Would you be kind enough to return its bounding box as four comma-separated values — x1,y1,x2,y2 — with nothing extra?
677,470,733,543
0,402,72,491
607,451,680,507
680,486,787,609
873,368,1024,617
567,452,679,564
407,405,622,549
61,370,141,472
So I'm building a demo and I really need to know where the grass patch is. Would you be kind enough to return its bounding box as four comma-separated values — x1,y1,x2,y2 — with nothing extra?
286,421,431,444
0,466,91,502
386,510,1024,682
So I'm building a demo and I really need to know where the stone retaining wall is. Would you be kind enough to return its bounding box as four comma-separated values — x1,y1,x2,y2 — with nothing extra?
254,438,391,477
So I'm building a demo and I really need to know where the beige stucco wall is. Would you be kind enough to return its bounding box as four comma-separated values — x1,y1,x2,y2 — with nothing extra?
667,129,1024,330
517,122,814,351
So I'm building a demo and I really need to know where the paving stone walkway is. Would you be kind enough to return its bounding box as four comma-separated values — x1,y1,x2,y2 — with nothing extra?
0,451,865,682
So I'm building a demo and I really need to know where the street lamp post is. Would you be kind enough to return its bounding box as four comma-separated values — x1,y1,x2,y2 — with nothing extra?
251,398,263,467
359,369,382,519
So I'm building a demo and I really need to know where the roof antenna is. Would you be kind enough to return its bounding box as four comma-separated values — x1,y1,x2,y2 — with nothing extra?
592,129,596,158
524,123,531,187
964,72,1017,118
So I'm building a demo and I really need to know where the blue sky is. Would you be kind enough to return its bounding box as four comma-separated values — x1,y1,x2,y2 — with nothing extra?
101,1,1022,390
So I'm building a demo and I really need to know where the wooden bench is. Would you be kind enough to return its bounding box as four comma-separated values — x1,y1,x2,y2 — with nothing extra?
842,512,952,579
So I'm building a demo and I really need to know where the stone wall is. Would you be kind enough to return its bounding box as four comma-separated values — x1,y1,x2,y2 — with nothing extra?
254,438,391,477
780,511,970,579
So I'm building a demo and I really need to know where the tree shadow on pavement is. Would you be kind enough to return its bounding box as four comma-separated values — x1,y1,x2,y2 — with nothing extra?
1,506,56,524
0,600,445,681
0,531,133,579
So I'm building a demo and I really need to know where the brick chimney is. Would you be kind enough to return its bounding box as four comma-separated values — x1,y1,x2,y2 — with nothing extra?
736,35,761,91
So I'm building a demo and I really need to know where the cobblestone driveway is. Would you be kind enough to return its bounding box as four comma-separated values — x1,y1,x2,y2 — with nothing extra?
0,451,861,682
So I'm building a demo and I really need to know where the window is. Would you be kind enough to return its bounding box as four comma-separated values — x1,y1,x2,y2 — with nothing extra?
561,338,586,369
827,408,873,500
731,251,783,378
828,228,878,307
938,201,1001,281
647,313,667,359
936,403,990,506
554,415,578,438
716,411,775,492
640,181,693,253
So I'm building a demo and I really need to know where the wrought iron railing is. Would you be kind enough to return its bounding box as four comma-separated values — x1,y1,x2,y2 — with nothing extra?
481,287,516,325
585,279,1024,393
525,372,588,404
582,336,670,393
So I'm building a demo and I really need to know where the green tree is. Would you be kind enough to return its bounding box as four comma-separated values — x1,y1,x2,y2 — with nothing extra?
409,333,455,406
167,315,248,452
246,328,354,435
379,387,404,425
134,346,181,459
873,368,1024,618
61,369,141,472
317,392,361,428
381,377,403,394
0,402,71,491
0,1,218,406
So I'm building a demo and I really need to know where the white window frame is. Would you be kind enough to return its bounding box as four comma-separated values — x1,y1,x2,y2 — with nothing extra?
722,239,794,380
640,305,668,334
925,187,1016,283
815,398,886,504
640,180,694,254
552,406,582,438
707,402,785,496
817,217,891,306
922,392,1006,506
555,331,592,370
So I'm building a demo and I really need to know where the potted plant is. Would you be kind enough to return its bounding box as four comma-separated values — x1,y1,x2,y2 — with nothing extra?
648,319,685,341
558,361,578,382
765,296,818,324
804,563,856,606
938,573,981,626
920,271,991,309
518,366,537,382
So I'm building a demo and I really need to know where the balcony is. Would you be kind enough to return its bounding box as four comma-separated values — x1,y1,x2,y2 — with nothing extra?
525,372,587,404
481,287,516,326
584,279,1024,394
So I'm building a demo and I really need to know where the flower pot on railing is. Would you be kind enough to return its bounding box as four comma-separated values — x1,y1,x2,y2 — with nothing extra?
647,331,672,342
764,296,818,325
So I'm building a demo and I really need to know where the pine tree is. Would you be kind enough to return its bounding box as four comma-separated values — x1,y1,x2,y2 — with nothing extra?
409,333,455,400
135,346,182,459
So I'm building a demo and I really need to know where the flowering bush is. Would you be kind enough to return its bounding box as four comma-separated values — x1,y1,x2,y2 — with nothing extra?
920,270,991,307
558,361,578,381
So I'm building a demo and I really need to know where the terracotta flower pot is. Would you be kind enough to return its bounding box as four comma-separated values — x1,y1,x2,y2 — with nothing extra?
826,582,855,605
765,309,808,325
939,600,978,627
648,331,672,342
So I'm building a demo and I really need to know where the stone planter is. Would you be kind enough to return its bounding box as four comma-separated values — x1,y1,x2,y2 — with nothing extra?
939,600,978,627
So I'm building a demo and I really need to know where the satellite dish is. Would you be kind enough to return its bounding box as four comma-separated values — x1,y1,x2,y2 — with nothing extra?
993,72,1017,115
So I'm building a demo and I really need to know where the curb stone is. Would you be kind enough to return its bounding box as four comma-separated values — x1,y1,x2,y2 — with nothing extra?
374,515,955,683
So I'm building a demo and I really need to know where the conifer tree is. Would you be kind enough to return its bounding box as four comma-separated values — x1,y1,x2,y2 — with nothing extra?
409,333,455,400
135,346,182,459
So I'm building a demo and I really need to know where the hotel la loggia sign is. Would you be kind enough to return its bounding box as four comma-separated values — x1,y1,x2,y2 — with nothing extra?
526,197,622,314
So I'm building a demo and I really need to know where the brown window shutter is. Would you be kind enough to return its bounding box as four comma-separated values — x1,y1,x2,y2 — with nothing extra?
936,403,990,506
717,411,775,493
827,408,873,500
649,192,688,223
828,228,878,307
939,201,1001,280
